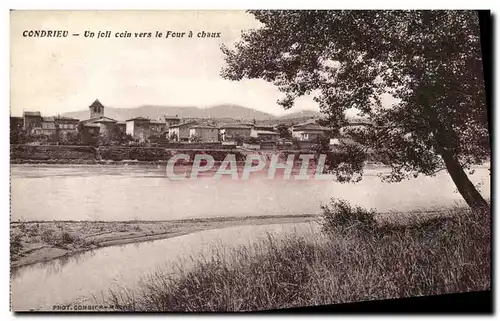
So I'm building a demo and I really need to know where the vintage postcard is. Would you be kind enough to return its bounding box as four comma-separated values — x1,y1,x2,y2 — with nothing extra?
9,10,491,312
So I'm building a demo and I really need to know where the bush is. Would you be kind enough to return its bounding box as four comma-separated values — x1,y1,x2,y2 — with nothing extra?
246,136,261,145
60,232,75,245
319,198,376,234
10,234,23,256
291,137,301,149
40,229,78,246
41,229,56,244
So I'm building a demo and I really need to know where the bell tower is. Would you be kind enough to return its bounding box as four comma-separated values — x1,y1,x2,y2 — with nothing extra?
89,99,104,119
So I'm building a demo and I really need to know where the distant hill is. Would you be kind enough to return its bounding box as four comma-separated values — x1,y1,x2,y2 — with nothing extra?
278,110,321,120
201,104,276,120
62,104,279,122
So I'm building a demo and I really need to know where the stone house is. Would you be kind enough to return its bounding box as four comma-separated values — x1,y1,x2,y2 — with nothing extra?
219,124,252,142
126,116,151,142
164,115,181,128
149,119,166,137
168,121,198,142
189,125,219,143
22,111,42,132
291,123,330,141
79,99,119,139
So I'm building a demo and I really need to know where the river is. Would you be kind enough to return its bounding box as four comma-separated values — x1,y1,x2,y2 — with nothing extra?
10,164,490,221
10,163,490,311
11,222,320,311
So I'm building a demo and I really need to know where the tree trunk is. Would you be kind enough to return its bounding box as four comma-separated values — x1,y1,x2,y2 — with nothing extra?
438,146,488,209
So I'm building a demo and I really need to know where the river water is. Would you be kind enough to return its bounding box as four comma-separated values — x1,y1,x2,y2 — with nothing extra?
11,223,320,311
10,164,490,311
10,164,490,221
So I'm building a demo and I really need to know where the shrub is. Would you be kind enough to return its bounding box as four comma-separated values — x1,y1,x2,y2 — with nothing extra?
291,137,301,149
60,232,75,245
319,198,376,234
41,229,56,244
246,136,261,145
10,234,23,256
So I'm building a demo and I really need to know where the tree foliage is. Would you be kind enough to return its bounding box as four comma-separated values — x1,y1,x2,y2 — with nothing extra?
221,10,489,208
276,124,292,139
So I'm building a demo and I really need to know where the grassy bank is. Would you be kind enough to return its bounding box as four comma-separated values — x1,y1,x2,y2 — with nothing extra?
101,203,491,312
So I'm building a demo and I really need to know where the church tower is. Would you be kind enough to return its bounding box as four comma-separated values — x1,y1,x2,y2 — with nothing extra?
89,99,104,119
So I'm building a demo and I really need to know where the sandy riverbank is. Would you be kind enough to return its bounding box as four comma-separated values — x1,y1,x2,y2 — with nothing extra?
10,208,459,269
10,214,317,269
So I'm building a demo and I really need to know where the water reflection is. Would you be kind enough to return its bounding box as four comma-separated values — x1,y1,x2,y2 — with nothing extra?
11,223,318,311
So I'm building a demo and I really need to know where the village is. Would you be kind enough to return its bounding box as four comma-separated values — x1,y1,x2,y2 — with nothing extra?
10,99,373,152
9,10,491,313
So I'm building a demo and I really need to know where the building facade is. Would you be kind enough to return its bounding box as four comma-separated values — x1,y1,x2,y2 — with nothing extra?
33,117,57,136
55,116,79,131
23,111,42,132
164,115,181,128
79,99,119,143
16,111,80,142
82,123,100,142
149,119,166,137
117,122,126,133
189,125,219,142
89,99,105,118
55,116,80,138
168,121,198,142
251,130,279,142
291,123,330,141
219,124,252,142
126,117,151,142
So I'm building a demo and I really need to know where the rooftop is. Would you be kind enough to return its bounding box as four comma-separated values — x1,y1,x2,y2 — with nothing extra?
170,121,198,128
220,124,252,129
94,118,118,123
191,125,218,129
54,116,79,121
89,99,104,108
253,125,275,129
292,123,330,131
164,115,180,120
254,130,279,135
84,123,100,128
126,116,150,122
82,116,118,124
23,111,41,117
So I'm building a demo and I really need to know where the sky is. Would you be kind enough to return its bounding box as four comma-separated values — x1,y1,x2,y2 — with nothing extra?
10,10,330,117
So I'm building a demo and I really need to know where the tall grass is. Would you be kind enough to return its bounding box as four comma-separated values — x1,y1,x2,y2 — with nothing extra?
102,202,491,312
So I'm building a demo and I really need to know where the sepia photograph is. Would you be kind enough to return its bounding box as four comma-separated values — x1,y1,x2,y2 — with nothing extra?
9,9,491,312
